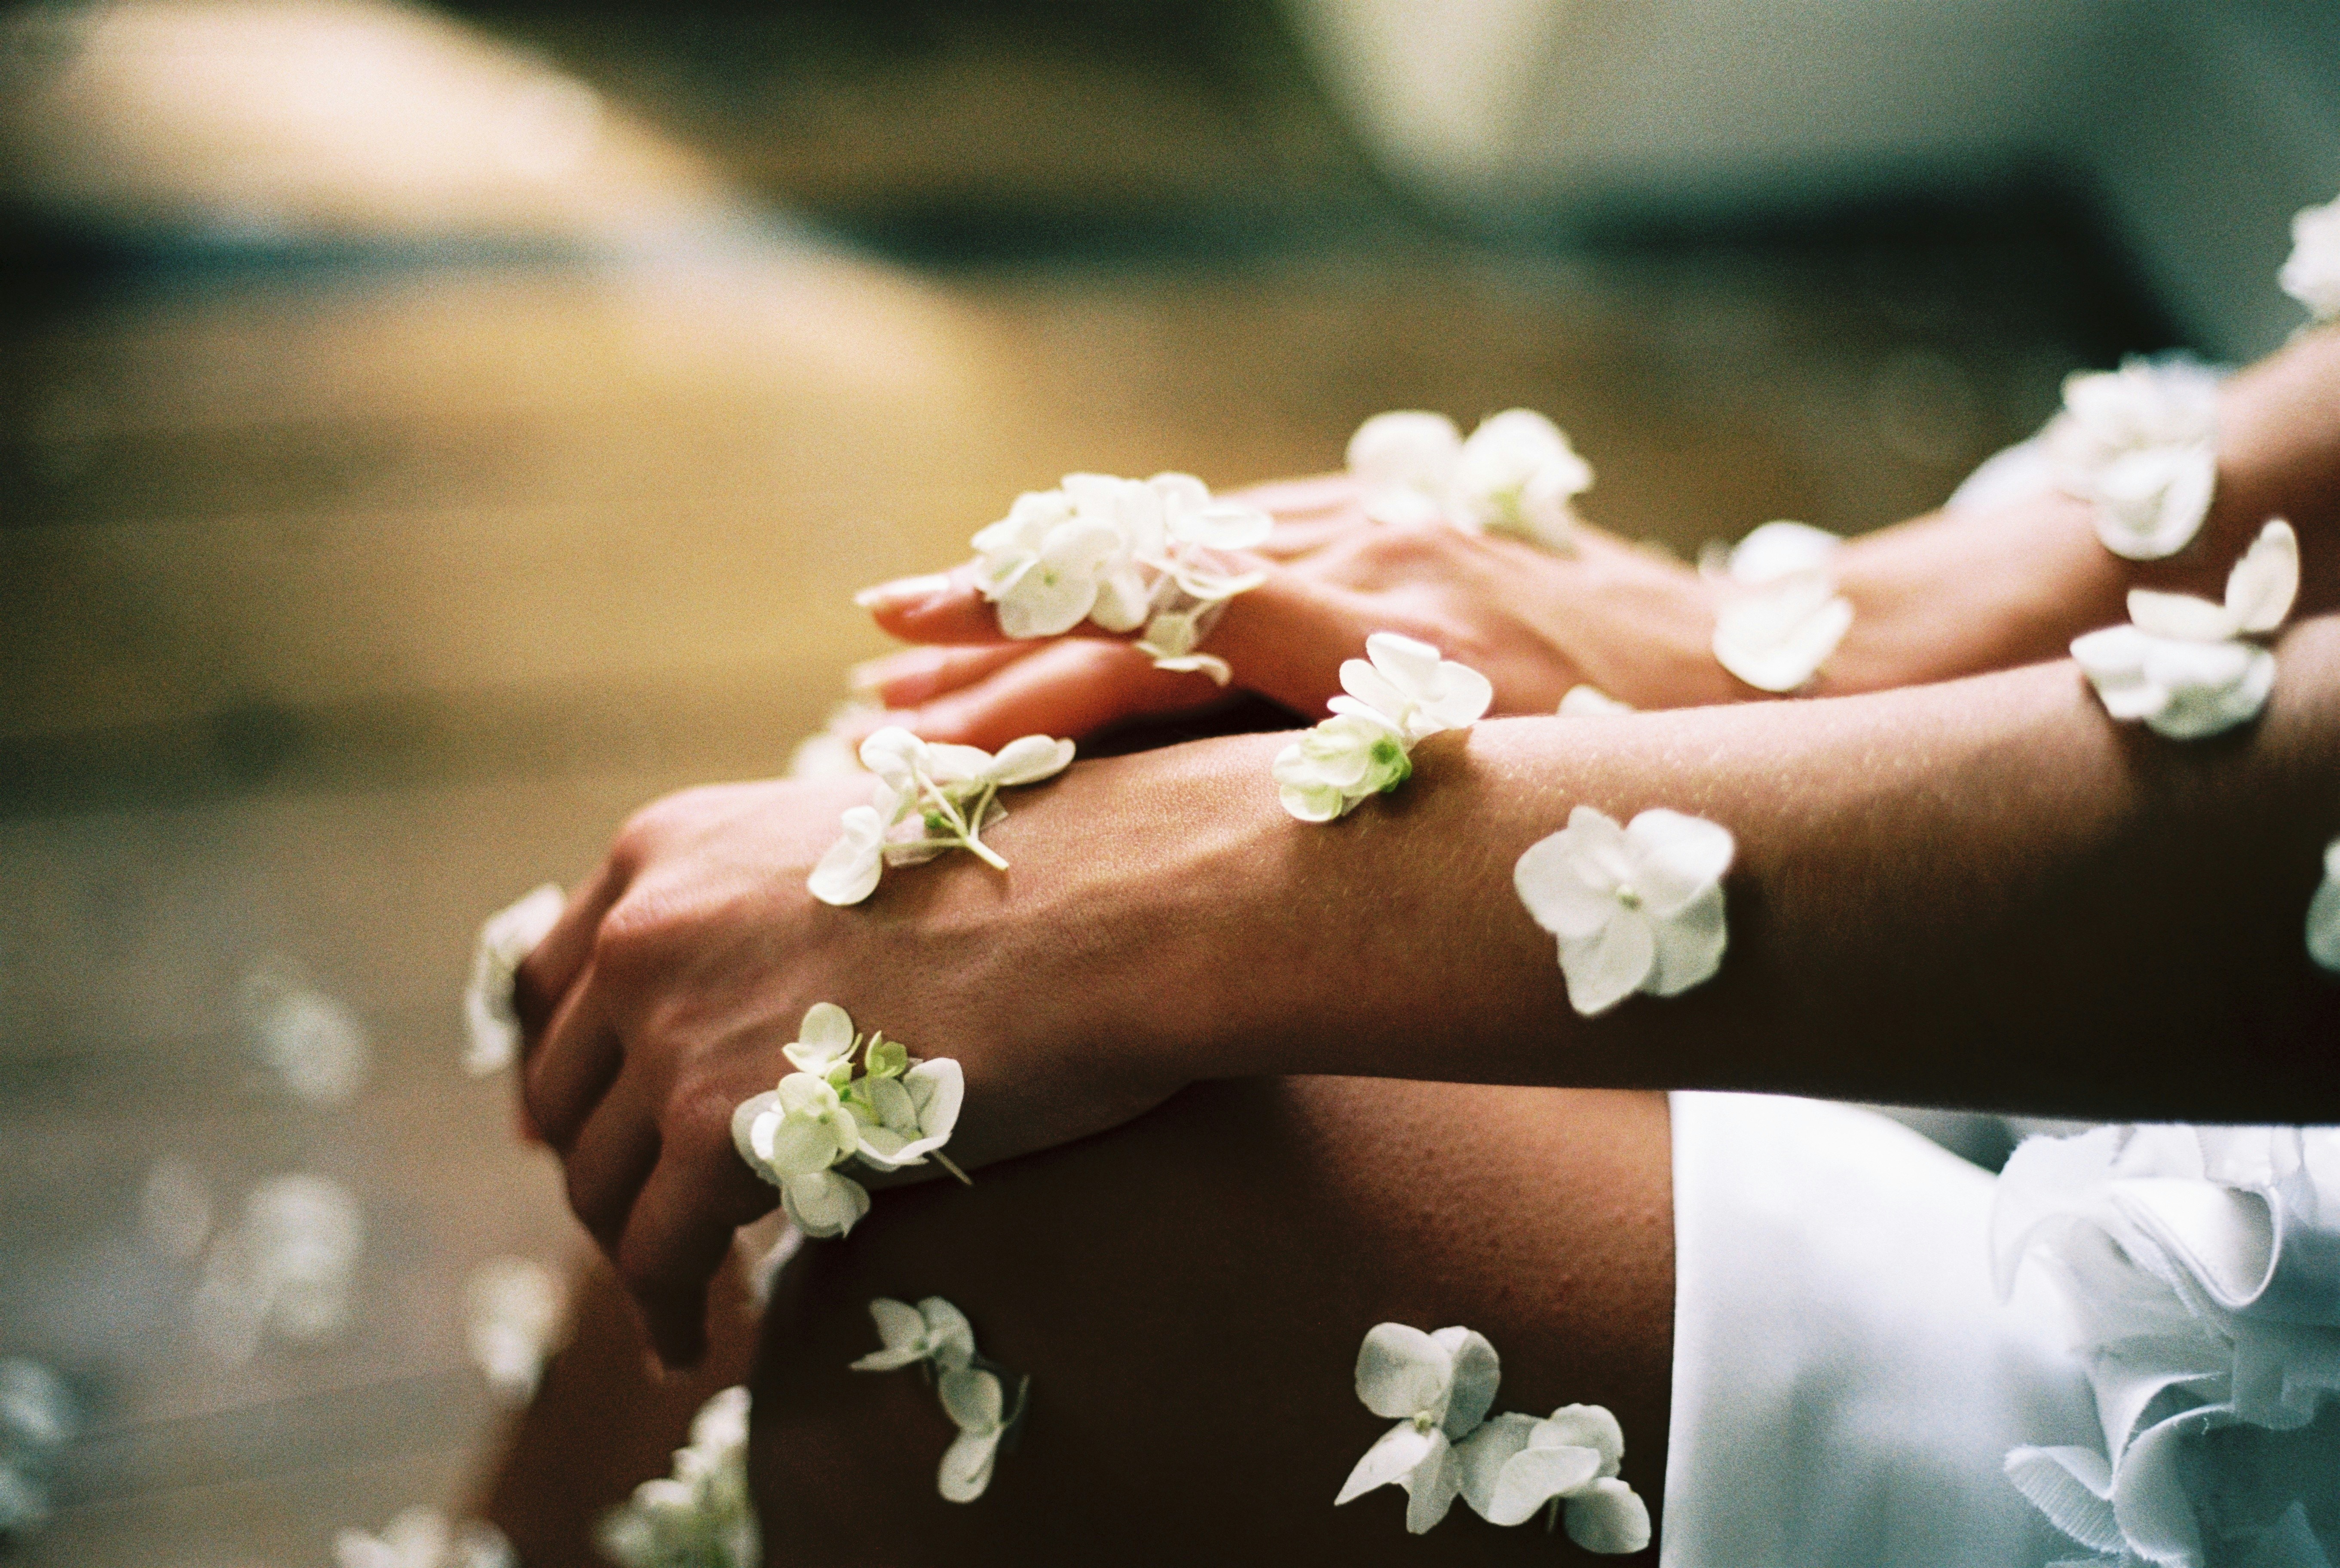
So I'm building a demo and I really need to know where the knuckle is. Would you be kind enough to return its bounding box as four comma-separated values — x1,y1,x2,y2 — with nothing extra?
663,1078,742,1162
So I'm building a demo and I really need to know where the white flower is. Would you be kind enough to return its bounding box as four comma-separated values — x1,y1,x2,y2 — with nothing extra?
1452,1404,1651,1551
808,804,885,907
2281,195,2340,321
194,1174,364,1361
461,883,564,1075
1514,805,1735,1017
780,1001,858,1076
1348,410,1461,526
747,1073,862,1177
852,1296,976,1373
334,1507,513,1568
2048,356,2223,560
810,729,1076,905
1706,521,1852,693
1334,1323,1502,1534
2307,838,2340,974
971,488,1143,638
466,1257,567,1403
1273,634,1492,823
1558,684,1633,717
2071,519,2295,739
1338,631,1495,742
848,1058,964,1171
597,1387,758,1568
244,964,370,1106
937,1366,1023,1504
1136,610,1232,686
1272,708,1411,822
1450,409,1593,550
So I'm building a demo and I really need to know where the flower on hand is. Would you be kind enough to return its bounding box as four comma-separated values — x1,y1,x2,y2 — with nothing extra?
2282,193,2340,322
1335,1323,1503,1534
851,1296,975,1373
461,884,564,1076
809,727,1075,906
1514,805,1735,1017
1452,1403,1651,1552
1273,634,1492,822
2047,355,2223,560
1136,609,1233,686
2070,518,2296,739
1704,520,1852,694
1347,408,1593,550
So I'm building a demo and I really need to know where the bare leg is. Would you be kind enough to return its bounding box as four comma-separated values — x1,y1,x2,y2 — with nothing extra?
749,1079,1673,1565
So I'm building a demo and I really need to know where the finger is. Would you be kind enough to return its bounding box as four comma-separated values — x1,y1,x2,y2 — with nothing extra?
523,968,626,1153
847,642,1040,709
1222,471,1356,518
618,1103,779,1369
512,858,627,1041
901,638,1224,749
562,1066,665,1251
853,566,1013,646
1205,567,1381,718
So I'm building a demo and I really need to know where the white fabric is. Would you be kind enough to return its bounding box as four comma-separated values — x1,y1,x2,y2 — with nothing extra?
1663,1093,2100,1567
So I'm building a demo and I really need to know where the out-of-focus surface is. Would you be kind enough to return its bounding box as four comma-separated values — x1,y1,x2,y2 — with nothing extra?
0,0,2232,1561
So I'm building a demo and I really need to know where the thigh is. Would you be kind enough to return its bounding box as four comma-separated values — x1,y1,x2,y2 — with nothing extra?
748,1078,1673,1566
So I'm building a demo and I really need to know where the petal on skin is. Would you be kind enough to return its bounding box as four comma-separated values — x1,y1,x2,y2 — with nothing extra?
1146,470,1212,514
1413,662,1494,736
462,884,566,1076
1366,632,1447,694
866,1075,918,1133
938,1366,1003,1433
1626,809,1736,917
2071,625,2168,722
1712,573,1854,692
1558,684,1632,716
1513,808,1629,940
808,809,886,907
1172,501,1274,551
1088,565,1153,634
1363,486,1446,527
2092,444,2217,561
1724,520,1842,586
1402,1435,1461,1534
781,1170,869,1239
760,1113,848,1179
987,735,1078,787
1648,883,1728,998
1482,1443,1604,1527
731,1093,781,1173
2306,849,2340,974
1565,1478,1653,1555
2126,589,2238,643
1355,1323,1453,1420
904,1058,964,1144
799,1002,855,1052
2225,519,2299,634
1339,659,1414,728
2144,644,2275,739
920,1297,976,1371
1279,778,1355,823
1336,1421,1438,1504
1452,1412,1537,1519
1430,1327,1501,1437
1559,909,1657,1017
858,727,928,787
937,1429,999,1503
1531,1404,1626,1474
1348,411,1462,494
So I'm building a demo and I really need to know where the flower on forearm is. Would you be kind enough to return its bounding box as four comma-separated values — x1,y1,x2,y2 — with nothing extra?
1273,710,1411,821
1514,805,1735,1017
2071,518,2295,739
1346,407,1593,549
2309,838,2340,974
1274,634,1490,822
1339,631,1496,742
1452,1403,1651,1551
461,884,564,1075
848,1057,964,1171
1335,1323,1502,1534
2047,355,2223,560
809,727,1075,906
851,1296,975,1373
2282,194,2340,322
1704,520,1852,694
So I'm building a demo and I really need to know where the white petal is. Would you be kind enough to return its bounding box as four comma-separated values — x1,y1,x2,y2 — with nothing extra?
760,1115,847,1179
1336,1421,1436,1504
1355,1322,1452,1419
1171,501,1273,551
1363,486,1446,527
2127,589,2239,642
1625,809,1735,917
1278,778,1357,823
938,1366,1003,1433
1484,1444,1604,1527
1559,910,1657,1017
730,1092,781,1173
858,727,928,787
1725,520,1842,585
1412,662,1494,737
937,1429,999,1503
798,1002,854,1052
1531,1404,1626,1474
987,735,1077,787
1145,470,1212,514
1087,565,1153,634
904,1058,964,1143
1513,806,1629,940
1365,632,1447,694
461,884,565,1076
1339,659,1414,726
1713,573,1854,692
808,809,886,906
2002,1444,2122,1553
1564,1478,1653,1555
1452,1413,1538,1519
1347,411,1461,493
1558,685,1633,717
780,1170,869,1238
919,1297,976,1371
1429,1326,1501,1437
2093,444,2216,561
2144,644,2275,739
2225,519,2299,634
1402,1436,1461,1534
855,1298,925,1361
2306,854,2340,974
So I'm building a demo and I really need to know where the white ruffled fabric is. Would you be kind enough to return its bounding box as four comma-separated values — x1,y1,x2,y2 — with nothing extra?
1993,1124,2340,1568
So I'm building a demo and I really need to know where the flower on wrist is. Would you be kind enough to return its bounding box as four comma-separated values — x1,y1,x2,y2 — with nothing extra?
1273,633,1492,822
1558,684,1633,716
461,884,564,1076
1703,520,1852,694
1514,805,1735,1017
851,1295,1029,1501
2281,193,2340,322
2070,518,2296,740
809,727,1075,906
2046,355,2223,560
2306,838,2340,974
1346,408,1593,550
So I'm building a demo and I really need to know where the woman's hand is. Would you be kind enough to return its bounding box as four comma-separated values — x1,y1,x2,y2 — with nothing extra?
847,475,1742,751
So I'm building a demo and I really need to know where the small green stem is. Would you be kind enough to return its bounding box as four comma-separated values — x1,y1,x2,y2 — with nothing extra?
934,1151,974,1187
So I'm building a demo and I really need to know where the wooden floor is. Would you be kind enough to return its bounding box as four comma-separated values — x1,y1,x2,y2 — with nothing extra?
0,6,2153,1565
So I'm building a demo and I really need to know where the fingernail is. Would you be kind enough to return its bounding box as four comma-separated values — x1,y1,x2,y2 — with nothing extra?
845,657,894,699
853,573,953,612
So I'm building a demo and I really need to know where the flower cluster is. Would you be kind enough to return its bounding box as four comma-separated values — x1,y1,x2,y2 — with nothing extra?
2282,193,2340,322
970,471,1271,678
809,727,1075,906
729,1004,965,1240
851,1296,1029,1503
462,883,564,1077
2309,837,2340,974
465,1256,568,1404
597,1386,759,1568
1273,633,1493,822
2071,518,2296,739
0,1360,74,1545
1703,520,1852,693
1347,409,1593,550
1558,684,1633,716
334,1508,514,1568
2047,355,2224,561
1335,1323,1649,1552
1514,805,1734,1017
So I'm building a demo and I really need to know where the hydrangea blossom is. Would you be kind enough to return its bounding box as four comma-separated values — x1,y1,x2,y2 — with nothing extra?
1274,634,1494,822
2307,838,2340,974
2070,519,2296,739
1135,607,1232,686
938,1366,1023,1504
1558,684,1633,717
1346,407,1593,550
1704,520,1852,693
1514,805,1735,1017
2048,356,2223,560
465,1256,568,1403
193,1173,364,1362
731,1004,966,1239
1452,1403,1651,1551
334,1509,514,1568
462,883,564,1075
969,471,1271,679
1335,1323,1503,1533
2280,194,2340,322
850,1295,1029,1502
243,962,371,1106
0,1360,74,1545
810,727,1075,906
597,1386,758,1568
851,1296,976,1372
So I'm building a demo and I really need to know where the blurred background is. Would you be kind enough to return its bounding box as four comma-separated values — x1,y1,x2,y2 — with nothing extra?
0,0,2334,1562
